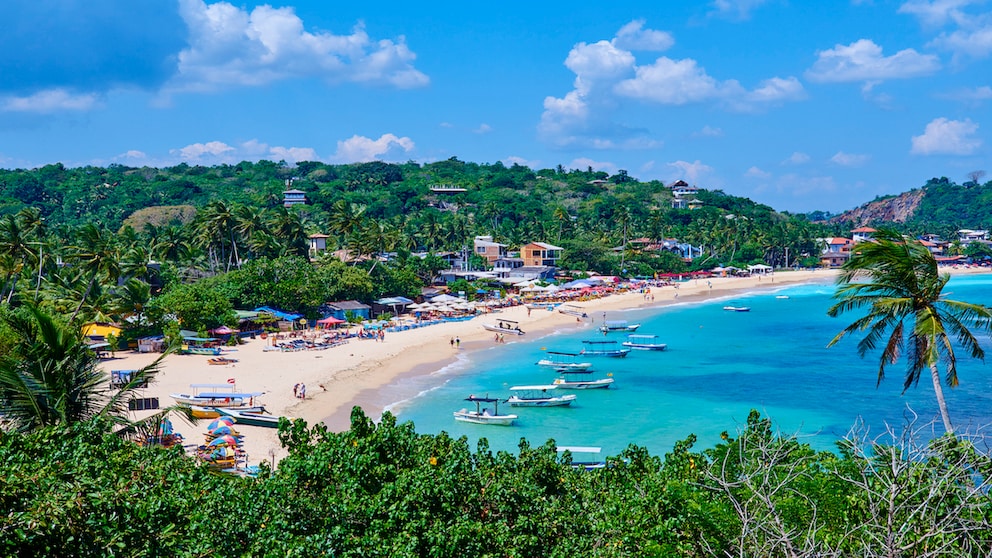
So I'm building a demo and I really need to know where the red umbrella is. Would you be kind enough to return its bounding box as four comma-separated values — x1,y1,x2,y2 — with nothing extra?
207,435,240,447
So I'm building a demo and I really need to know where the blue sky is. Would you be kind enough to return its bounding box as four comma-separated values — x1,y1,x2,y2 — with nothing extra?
2,0,991,212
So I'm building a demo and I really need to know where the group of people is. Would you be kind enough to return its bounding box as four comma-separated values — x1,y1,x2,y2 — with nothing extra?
292,382,307,400
493,333,507,344
450,337,461,348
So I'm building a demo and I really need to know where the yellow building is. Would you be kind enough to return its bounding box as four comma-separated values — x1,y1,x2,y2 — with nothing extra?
81,322,122,339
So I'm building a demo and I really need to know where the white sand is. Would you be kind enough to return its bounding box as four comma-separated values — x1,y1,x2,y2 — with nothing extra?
113,266,989,467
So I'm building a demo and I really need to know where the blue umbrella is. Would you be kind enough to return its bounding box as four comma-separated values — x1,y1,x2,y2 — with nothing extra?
207,417,236,430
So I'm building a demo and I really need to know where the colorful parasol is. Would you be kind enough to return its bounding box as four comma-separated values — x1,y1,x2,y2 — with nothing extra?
207,417,236,430
207,435,241,447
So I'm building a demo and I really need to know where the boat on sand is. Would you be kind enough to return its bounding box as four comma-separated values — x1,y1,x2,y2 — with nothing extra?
482,319,525,335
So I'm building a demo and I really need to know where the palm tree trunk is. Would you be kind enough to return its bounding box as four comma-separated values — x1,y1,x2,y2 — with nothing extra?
930,363,954,433
69,274,96,323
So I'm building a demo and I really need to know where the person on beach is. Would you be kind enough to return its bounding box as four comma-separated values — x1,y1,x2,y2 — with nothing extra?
300,384,306,399
293,383,299,398
450,337,454,347
456,337,461,348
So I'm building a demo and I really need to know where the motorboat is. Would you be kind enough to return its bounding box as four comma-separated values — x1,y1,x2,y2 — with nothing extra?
482,319,525,335
536,351,593,371
189,404,268,419
580,340,631,358
553,370,614,389
170,383,263,408
214,406,283,428
506,384,577,407
453,395,517,425
621,334,667,351
599,320,641,333
557,446,607,470
723,305,751,312
208,357,238,365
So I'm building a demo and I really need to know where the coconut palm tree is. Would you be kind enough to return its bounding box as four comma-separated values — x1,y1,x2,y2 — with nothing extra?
0,306,174,435
67,223,121,322
827,228,992,433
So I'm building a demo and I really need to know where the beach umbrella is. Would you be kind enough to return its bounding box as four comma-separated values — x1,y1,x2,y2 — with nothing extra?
156,417,174,436
208,435,241,447
207,417,236,430
207,424,240,437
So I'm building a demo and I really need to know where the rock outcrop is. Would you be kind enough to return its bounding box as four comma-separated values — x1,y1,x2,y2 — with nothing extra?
830,189,925,226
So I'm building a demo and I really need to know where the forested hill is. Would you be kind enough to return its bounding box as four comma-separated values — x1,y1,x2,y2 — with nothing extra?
830,176,992,238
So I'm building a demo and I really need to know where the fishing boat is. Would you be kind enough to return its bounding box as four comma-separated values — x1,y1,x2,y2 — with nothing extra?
188,404,267,419
482,319,525,335
775,295,790,299
525,301,559,311
599,320,641,333
170,383,263,408
453,395,518,425
214,406,283,428
580,340,631,358
553,369,614,389
536,351,593,371
557,304,588,318
557,446,607,470
621,334,667,351
723,305,751,312
506,384,577,407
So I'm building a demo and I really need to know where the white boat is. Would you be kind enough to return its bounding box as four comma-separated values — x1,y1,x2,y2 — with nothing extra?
506,384,577,407
557,304,588,318
482,319,525,335
536,351,593,371
599,320,641,333
775,295,790,299
453,395,518,425
621,334,667,351
553,370,614,389
188,404,268,419
723,305,751,312
215,406,283,428
580,340,631,358
170,383,264,408
557,446,606,470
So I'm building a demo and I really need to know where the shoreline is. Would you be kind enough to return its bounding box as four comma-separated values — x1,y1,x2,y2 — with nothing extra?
113,266,990,467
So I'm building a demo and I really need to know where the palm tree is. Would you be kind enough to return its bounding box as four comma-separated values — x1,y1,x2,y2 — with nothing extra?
67,224,121,322
827,229,992,433
0,306,173,435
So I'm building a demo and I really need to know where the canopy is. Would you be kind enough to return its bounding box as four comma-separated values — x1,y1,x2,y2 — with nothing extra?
207,435,241,447
207,417,235,430
317,316,345,325
430,294,462,303
253,306,303,321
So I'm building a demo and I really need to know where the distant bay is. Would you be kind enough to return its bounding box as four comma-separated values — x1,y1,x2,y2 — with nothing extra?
389,274,992,457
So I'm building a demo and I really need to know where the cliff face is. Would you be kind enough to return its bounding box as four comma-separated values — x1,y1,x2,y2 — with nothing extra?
830,189,926,226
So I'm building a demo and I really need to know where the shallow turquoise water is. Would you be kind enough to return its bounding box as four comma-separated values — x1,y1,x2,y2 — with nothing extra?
388,275,992,457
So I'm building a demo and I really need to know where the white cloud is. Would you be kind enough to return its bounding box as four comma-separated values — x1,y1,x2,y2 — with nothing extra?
746,76,807,103
331,133,414,162
910,117,981,154
473,124,493,134
270,146,319,163
118,150,148,160
170,0,428,93
1,89,100,113
805,39,940,82
898,0,975,27
745,166,771,178
709,0,770,19
667,160,714,183
928,24,992,58
830,151,871,166
938,85,992,102
613,20,674,51
615,57,726,104
783,152,811,165
173,141,235,161
693,125,724,137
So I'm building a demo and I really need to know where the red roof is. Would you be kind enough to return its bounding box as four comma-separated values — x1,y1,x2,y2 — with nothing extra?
851,227,877,233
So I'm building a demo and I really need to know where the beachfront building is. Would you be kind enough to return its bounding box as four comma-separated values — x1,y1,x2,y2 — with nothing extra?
851,227,876,243
81,321,122,340
473,235,508,264
668,179,699,197
492,257,524,278
321,300,372,322
957,229,989,247
520,242,563,267
820,237,853,268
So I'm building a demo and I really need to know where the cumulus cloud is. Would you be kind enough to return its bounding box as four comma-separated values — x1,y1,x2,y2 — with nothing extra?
709,0,771,19
938,85,992,102
331,133,415,163
910,117,981,154
540,20,803,149
805,39,940,82
270,146,319,164
570,157,618,175
898,0,975,27
1,89,100,113
783,152,811,165
693,125,724,137
830,151,871,166
667,160,714,183
928,24,992,58
473,124,493,134
169,0,428,94
745,166,771,178
173,140,236,161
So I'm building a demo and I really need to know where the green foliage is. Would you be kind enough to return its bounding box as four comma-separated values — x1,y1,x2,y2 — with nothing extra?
150,281,236,332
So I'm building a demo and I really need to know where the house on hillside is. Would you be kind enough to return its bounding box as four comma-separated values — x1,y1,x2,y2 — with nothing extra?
851,227,876,243
493,257,525,278
520,242,563,267
473,235,508,264
308,233,330,259
957,229,989,246
668,179,699,197
283,188,307,207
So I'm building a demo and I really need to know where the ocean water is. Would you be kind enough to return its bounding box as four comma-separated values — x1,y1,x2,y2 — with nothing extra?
387,275,992,458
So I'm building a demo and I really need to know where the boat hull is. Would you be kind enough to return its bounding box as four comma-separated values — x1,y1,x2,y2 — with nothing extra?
621,342,667,351
453,411,517,425
215,407,282,428
482,324,525,335
553,378,613,389
188,405,267,419
507,394,576,407
581,350,630,358
536,359,592,370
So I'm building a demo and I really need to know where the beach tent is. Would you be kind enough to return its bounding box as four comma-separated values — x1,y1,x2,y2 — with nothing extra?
317,316,345,326
747,264,773,274
430,293,463,303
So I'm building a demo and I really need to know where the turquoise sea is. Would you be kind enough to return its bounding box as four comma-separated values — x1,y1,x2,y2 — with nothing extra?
387,274,992,457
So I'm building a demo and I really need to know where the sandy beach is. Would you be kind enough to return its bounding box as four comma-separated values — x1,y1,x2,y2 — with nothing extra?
113,266,988,467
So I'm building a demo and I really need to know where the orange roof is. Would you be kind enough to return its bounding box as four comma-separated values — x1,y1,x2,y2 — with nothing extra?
851,227,877,233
